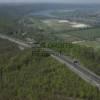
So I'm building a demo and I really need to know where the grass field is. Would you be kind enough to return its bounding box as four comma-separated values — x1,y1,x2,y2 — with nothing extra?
42,19,74,31
64,27,100,40
55,34,82,42
75,41,100,50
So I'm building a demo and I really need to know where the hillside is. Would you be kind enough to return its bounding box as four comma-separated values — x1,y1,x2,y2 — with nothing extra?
0,38,20,65
0,46,100,100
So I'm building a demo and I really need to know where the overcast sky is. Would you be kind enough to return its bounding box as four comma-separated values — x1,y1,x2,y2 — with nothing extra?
0,0,100,4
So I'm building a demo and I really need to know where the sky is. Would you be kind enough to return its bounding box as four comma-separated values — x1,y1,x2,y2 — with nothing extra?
0,0,100,4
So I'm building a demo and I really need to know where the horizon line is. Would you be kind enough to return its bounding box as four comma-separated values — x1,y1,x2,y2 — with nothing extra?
0,2,100,5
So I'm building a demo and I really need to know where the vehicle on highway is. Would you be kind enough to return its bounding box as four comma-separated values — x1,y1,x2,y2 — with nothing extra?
73,59,79,64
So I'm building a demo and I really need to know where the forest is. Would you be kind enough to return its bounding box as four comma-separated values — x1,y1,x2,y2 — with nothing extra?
0,45,100,100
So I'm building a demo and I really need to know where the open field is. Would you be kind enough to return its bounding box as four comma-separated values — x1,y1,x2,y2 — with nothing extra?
17,17,100,49
74,41,100,50
62,27,100,40
42,19,90,30
55,34,82,42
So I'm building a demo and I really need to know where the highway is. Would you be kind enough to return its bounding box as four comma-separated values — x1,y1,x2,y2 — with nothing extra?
51,53,100,89
0,34,31,48
44,48,100,89
0,34,100,89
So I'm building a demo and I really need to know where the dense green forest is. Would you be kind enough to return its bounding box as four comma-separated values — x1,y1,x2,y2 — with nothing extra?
42,42,100,75
0,38,19,62
0,39,100,100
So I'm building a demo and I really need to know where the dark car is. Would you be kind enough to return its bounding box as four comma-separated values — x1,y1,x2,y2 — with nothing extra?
73,60,79,64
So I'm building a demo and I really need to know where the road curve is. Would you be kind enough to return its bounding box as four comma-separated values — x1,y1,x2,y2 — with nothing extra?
0,34,100,89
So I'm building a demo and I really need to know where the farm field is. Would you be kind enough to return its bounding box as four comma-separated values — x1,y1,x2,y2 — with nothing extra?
42,19,90,31
75,41,100,50
21,17,100,49
62,27,100,40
